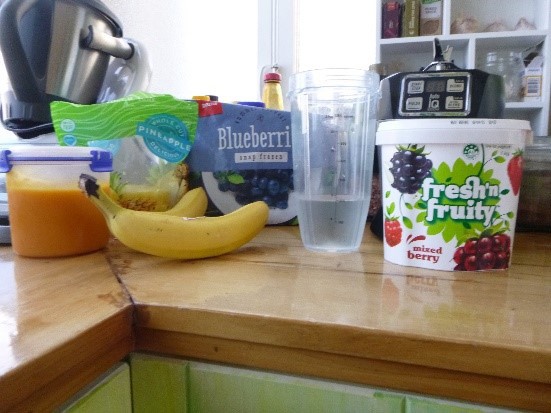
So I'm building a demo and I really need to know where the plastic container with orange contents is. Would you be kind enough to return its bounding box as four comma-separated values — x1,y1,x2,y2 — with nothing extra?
0,145,113,257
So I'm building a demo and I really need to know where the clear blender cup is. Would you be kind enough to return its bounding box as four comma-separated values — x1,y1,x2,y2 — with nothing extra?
288,68,380,252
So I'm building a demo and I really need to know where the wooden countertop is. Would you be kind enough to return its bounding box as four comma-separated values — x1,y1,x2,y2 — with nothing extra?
1,227,550,412
0,248,134,412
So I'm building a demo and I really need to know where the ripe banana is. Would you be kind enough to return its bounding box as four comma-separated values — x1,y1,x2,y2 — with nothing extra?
161,187,208,217
79,174,268,259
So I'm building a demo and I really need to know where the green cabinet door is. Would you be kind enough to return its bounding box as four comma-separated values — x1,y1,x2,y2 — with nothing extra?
129,353,519,413
130,353,189,413
57,362,132,413
187,361,404,413
130,354,403,413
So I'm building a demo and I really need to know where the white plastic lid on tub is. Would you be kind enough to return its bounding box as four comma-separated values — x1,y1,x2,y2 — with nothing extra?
376,118,533,146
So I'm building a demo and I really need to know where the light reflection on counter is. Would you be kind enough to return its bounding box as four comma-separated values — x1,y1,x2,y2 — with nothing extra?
0,245,132,381
290,251,382,325
379,260,551,347
0,259,17,374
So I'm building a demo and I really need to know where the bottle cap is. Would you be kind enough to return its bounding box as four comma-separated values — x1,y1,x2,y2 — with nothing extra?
236,101,266,108
264,72,281,82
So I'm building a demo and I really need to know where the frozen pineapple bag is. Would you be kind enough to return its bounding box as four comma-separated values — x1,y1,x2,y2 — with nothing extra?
51,92,198,211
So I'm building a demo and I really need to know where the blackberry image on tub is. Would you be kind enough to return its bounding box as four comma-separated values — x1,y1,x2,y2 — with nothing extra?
389,144,433,194
214,169,293,209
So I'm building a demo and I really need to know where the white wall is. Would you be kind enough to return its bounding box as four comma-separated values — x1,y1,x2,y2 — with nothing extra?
104,0,259,102
295,0,378,71
0,0,378,143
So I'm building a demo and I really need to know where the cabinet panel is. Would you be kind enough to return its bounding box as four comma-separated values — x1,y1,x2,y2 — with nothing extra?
187,362,403,413
130,353,188,413
128,353,519,413
56,363,132,413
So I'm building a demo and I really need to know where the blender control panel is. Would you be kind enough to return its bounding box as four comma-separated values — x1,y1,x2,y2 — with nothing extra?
398,72,472,117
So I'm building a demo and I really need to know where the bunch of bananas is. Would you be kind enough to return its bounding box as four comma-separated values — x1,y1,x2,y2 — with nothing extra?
79,174,269,259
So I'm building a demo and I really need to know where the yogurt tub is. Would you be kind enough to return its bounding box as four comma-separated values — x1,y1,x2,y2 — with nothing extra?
376,119,531,272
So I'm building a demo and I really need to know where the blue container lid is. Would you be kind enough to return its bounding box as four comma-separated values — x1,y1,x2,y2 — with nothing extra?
0,145,113,173
236,101,266,108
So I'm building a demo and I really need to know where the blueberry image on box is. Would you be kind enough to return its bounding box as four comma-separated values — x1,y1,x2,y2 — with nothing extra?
214,169,294,210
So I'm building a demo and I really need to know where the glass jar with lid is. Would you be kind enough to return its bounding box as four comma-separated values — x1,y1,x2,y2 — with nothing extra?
484,51,525,102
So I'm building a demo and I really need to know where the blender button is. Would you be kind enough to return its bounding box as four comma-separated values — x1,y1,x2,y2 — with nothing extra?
406,97,423,111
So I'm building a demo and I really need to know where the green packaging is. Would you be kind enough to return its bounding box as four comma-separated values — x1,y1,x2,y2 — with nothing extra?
51,92,199,211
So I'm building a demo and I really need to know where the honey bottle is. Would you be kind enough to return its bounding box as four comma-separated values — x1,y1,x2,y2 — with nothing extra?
262,71,284,110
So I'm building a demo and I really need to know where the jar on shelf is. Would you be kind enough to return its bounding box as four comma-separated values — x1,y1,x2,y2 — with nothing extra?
484,51,525,102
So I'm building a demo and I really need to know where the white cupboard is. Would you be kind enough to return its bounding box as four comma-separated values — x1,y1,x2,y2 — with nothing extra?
376,0,551,136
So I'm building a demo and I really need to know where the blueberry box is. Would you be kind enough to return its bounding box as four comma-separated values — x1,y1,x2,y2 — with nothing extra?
186,101,297,225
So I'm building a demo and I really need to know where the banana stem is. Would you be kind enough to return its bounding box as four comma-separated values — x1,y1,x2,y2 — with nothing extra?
79,173,122,219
